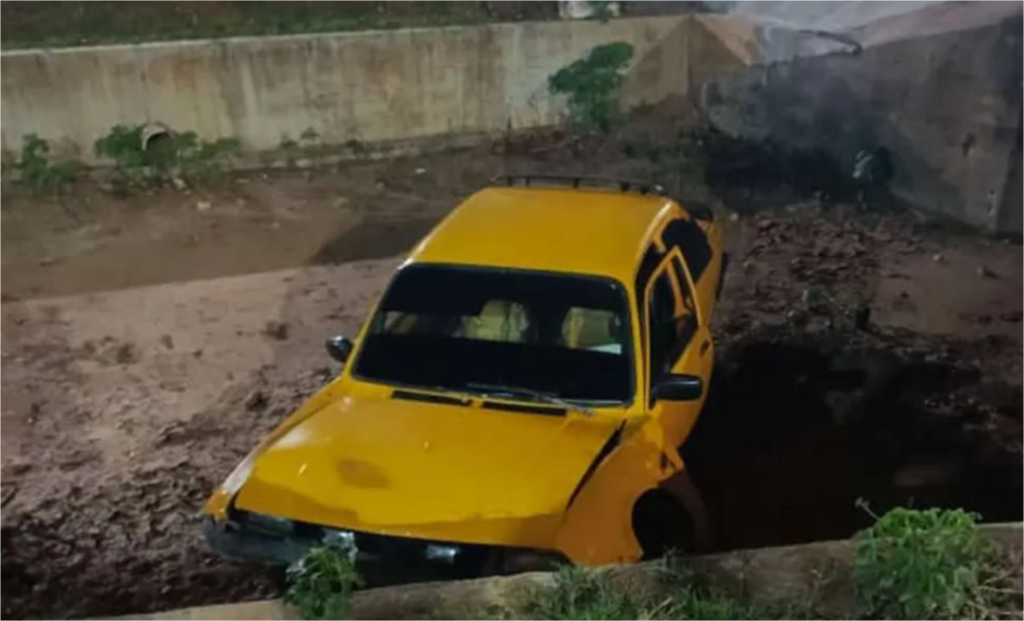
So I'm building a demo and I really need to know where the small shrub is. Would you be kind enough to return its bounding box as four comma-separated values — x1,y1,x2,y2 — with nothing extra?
285,544,360,620
93,124,238,193
548,42,635,132
854,505,992,619
13,134,77,194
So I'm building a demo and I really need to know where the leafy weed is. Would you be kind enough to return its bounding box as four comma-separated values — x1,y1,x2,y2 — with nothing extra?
285,544,360,620
548,42,635,133
12,134,77,194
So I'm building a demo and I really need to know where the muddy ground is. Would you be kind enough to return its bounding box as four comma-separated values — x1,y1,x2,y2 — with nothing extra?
2,113,1022,618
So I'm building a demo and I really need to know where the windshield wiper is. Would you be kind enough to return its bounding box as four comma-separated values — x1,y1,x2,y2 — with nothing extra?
464,382,594,416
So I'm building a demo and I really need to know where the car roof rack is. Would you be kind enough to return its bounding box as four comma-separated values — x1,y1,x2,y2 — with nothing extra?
492,174,666,197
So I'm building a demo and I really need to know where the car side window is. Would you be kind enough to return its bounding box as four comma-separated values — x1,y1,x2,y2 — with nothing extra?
648,270,677,388
661,217,712,282
669,256,699,361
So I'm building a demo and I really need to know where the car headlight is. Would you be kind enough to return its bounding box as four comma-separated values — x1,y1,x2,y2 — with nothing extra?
424,543,461,564
322,528,356,549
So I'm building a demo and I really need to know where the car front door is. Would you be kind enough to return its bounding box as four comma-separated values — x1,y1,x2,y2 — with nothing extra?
644,250,713,451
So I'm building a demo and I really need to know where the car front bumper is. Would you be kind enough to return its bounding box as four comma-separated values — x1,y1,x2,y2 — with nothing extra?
204,512,565,583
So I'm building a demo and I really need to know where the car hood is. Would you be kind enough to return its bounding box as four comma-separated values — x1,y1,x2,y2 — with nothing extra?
233,391,622,547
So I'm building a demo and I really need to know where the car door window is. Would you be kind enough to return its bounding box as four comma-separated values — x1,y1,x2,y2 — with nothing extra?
648,271,677,387
669,256,699,360
661,217,712,282
649,260,701,402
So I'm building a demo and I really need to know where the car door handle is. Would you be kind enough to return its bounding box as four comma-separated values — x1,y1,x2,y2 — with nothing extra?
700,340,710,356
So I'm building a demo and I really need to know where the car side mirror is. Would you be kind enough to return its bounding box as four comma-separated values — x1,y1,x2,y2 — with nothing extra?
653,374,703,402
325,336,354,364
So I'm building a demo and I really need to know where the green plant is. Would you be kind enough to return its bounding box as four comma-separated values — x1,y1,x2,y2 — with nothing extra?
854,504,993,619
518,565,801,620
14,134,77,194
285,544,360,620
524,566,642,620
93,124,238,193
548,42,635,132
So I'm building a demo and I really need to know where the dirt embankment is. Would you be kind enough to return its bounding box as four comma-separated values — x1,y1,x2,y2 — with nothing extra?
0,0,557,49
2,110,1021,618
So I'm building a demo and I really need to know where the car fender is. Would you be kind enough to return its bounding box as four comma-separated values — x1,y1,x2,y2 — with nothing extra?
553,419,685,564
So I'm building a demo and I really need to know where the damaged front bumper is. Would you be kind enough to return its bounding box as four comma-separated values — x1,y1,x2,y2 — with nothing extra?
204,509,565,581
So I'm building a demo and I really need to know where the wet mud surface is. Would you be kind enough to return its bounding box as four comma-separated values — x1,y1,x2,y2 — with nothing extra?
2,112,1022,617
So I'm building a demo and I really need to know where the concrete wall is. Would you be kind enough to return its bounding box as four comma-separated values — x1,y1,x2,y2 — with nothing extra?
1,17,690,163
696,6,1023,233
129,523,1022,620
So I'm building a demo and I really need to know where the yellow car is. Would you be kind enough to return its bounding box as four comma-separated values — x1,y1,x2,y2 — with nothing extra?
204,175,726,577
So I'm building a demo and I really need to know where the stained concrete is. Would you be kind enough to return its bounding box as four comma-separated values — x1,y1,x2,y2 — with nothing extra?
696,2,1023,234
0,17,694,162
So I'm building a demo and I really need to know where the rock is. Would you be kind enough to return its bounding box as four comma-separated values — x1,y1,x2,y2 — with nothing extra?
7,463,32,477
976,265,998,279
414,168,427,176
195,200,212,212
171,177,188,191
159,335,174,350
853,305,871,331
245,391,269,412
932,253,943,263
263,321,289,341
1000,311,1022,323
114,344,137,365
728,212,740,222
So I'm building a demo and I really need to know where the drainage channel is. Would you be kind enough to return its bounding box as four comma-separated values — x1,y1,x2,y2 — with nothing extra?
682,327,1023,552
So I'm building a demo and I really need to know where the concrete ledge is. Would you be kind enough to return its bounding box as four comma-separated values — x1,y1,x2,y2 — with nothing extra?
129,523,1023,620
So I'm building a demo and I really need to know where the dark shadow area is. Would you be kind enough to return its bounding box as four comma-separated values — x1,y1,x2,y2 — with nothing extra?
683,328,1024,552
696,128,858,214
311,218,438,265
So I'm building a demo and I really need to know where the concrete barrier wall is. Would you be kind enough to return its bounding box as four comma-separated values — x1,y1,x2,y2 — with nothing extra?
697,7,1023,233
126,523,1023,620
1,16,691,162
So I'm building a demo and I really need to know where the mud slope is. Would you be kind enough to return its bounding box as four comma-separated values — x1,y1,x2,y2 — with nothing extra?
2,200,1021,618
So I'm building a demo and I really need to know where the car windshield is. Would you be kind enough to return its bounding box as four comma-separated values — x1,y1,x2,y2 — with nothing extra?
354,265,633,404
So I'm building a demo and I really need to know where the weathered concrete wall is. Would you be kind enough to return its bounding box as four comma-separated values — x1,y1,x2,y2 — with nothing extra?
127,523,1023,620
999,118,1023,234
1,17,690,162
697,4,1023,233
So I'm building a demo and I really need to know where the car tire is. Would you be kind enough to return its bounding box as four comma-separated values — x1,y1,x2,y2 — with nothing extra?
632,491,696,560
